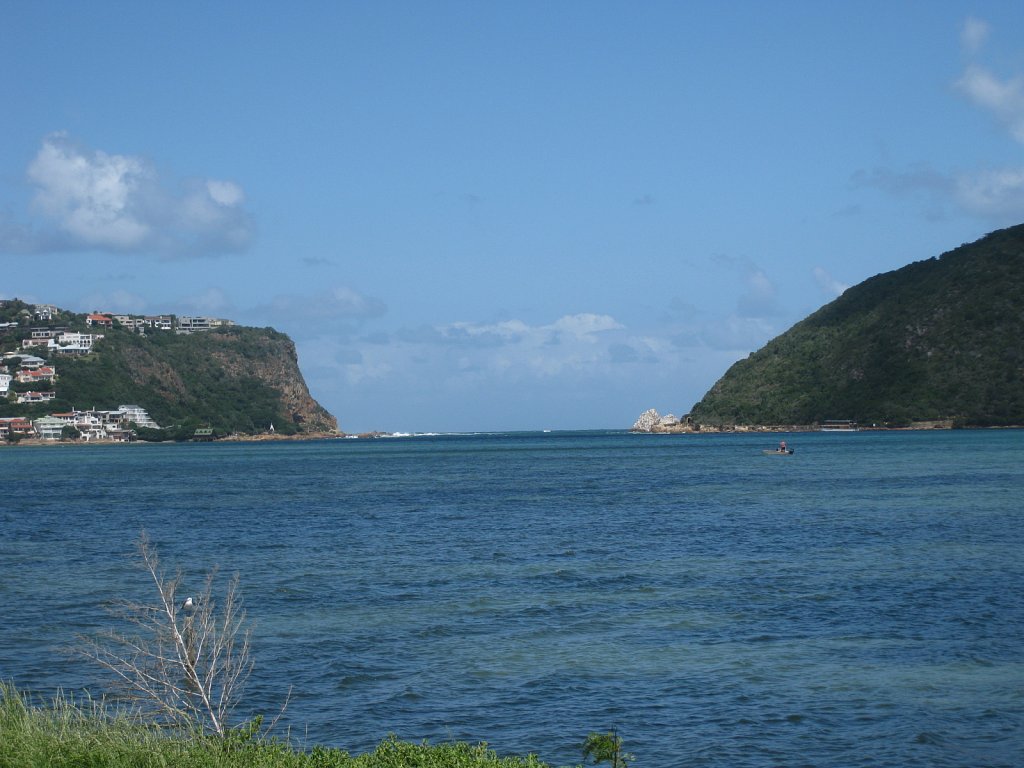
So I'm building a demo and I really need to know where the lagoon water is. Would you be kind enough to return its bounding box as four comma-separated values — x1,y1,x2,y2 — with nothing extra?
1,429,1022,766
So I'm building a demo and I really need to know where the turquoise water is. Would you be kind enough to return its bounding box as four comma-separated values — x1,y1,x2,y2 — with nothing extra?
1,429,1022,766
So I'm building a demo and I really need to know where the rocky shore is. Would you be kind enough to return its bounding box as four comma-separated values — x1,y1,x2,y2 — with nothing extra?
630,408,972,433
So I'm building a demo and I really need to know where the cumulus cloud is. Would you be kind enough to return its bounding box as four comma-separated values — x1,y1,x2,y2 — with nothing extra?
1,133,254,256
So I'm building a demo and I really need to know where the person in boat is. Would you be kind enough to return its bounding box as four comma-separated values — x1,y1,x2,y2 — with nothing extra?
779,440,787,452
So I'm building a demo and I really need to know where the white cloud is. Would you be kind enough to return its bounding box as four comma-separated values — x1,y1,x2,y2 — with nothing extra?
311,312,632,389
953,17,1024,144
848,19,1024,222
251,285,387,336
854,163,1024,221
206,180,244,207
179,287,234,315
960,17,989,55
954,168,1024,217
2,133,254,256
78,289,149,314
28,135,152,249
736,268,779,318
699,315,776,353
550,313,622,337
812,266,849,297
955,65,1024,144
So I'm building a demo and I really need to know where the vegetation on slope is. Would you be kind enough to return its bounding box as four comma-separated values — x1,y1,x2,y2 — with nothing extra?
0,307,337,436
57,328,302,435
690,223,1024,427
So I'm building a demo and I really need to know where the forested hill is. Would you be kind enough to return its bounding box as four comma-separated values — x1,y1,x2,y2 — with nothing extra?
689,223,1024,428
0,304,338,437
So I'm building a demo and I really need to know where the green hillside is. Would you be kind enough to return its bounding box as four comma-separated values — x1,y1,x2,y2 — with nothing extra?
690,223,1024,427
0,307,337,437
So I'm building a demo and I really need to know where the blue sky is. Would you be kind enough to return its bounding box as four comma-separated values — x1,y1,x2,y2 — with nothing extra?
2,2,1023,432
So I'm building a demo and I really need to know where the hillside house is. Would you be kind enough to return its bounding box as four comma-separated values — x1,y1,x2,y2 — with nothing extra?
15,366,56,384
32,304,59,321
0,373,11,395
45,409,134,441
177,316,213,333
30,327,65,340
33,416,65,441
118,404,159,429
86,314,113,328
17,391,56,404
176,316,234,334
5,354,46,370
0,417,33,439
147,315,173,330
48,332,103,355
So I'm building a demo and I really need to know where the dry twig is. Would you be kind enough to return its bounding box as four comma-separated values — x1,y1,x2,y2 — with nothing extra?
78,532,253,736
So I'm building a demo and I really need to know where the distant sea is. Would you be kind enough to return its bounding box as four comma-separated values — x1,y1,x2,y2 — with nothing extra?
2,430,1022,767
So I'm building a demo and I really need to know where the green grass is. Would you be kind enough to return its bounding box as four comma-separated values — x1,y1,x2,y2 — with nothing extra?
0,684,554,768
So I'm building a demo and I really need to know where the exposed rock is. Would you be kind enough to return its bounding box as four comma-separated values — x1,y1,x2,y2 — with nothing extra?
659,413,680,426
632,408,661,432
206,332,337,433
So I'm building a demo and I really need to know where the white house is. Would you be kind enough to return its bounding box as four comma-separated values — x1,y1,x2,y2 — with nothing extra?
17,391,56,404
33,304,59,321
33,416,65,441
118,404,159,429
48,332,103,355
0,372,11,395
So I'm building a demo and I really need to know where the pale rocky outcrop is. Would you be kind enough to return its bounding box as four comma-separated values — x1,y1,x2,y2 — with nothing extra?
632,408,661,432
632,408,697,433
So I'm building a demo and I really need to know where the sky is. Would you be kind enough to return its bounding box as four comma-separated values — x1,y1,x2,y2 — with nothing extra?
2,2,1024,432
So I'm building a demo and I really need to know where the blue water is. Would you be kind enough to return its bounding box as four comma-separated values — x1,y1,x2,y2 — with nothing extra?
1,429,1022,767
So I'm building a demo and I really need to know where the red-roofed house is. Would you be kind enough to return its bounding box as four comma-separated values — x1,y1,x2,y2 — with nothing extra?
86,313,113,328
0,417,33,439
15,366,56,384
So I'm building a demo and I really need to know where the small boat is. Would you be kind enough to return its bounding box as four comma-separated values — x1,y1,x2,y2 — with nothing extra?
762,447,794,456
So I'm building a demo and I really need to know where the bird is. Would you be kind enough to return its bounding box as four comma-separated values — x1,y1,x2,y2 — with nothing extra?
181,596,195,611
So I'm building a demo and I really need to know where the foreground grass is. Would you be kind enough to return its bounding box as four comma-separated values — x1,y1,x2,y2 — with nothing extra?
0,685,553,768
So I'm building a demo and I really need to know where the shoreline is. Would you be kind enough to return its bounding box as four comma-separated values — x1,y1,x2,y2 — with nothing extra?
6,423,1024,447
1,431,345,447
630,420,1024,434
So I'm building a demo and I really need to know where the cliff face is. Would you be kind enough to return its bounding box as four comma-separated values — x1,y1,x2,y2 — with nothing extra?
204,330,337,432
689,223,1024,427
53,326,338,435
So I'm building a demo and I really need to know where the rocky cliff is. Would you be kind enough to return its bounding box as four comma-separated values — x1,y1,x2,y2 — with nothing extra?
7,321,338,436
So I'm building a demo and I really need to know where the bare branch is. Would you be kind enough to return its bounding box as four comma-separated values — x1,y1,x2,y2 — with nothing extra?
77,530,259,737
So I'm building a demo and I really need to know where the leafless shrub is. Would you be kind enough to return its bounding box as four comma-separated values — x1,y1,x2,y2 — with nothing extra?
78,531,253,737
